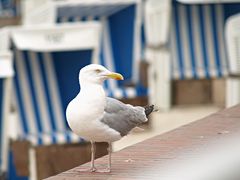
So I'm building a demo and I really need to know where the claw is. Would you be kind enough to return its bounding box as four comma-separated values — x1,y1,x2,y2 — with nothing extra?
74,141,112,174
73,168,93,173
90,167,97,172
95,168,111,173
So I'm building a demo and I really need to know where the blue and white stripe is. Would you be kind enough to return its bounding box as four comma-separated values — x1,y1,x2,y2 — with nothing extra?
13,49,90,146
56,2,147,99
170,3,228,80
56,3,132,20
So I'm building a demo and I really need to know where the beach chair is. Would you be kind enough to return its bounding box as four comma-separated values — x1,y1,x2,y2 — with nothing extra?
171,1,240,108
23,0,147,101
145,0,236,109
225,13,240,107
0,51,14,179
0,22,104,179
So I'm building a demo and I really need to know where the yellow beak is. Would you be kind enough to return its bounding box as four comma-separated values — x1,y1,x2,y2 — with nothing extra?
106,72,124,80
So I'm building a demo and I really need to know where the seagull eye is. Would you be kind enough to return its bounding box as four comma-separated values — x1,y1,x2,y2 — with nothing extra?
95,69,102,73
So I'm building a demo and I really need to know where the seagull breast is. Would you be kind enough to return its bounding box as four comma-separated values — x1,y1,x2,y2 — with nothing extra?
66,83,121,142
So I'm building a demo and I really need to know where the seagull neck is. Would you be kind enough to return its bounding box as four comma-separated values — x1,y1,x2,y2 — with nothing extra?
79,82,105,95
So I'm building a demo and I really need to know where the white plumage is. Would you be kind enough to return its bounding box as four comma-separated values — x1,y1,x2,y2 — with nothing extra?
66,64,153,172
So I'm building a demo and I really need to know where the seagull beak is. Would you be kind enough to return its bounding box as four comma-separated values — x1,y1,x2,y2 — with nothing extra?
106,72,124,80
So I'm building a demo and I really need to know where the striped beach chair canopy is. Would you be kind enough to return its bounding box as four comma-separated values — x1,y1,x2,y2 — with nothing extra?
0,51,14,175
1,22,102,146
171,1,240,80
24,0,146,99
171,1,227,80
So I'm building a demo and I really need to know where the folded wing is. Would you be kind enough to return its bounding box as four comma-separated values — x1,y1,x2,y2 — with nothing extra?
100,97,148,136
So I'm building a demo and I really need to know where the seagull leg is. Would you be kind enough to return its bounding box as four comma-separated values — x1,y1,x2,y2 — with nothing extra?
96,142,112,173
107,142,112,172
90,141,97,172
73,141,97,173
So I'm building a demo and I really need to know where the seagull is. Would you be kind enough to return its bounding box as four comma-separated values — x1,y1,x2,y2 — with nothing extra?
66,64,154,173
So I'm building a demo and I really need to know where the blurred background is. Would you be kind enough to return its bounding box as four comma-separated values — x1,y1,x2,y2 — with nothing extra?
0,0,240,179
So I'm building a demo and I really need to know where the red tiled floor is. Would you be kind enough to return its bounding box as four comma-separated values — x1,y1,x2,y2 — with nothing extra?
45,105,240,180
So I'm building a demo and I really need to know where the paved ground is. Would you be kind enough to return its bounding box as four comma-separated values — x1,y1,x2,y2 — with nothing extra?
113,104,220,151
45,105,240,180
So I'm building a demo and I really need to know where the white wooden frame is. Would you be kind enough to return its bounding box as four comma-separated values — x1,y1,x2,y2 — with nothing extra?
0,51,14,175
1,22,102,64
225,13,240,107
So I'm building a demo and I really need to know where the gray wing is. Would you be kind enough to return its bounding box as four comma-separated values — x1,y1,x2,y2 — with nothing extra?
100,97,147,136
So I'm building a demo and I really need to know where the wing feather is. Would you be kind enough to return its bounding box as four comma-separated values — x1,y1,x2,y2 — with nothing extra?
100,97,147,136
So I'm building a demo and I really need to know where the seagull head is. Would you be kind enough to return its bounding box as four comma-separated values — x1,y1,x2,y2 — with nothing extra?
79,64,124,85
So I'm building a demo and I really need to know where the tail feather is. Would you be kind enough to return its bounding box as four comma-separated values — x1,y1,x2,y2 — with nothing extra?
144,105,154,116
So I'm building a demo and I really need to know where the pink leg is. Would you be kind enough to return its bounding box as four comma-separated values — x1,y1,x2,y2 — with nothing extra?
95,142,111,173
73,141,97,172
90,141,97,172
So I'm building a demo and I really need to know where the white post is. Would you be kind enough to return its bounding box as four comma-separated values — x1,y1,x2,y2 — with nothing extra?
146,48,171,110
156,49,171,110
133,0,142,83
1,78,12,173
225,14,240,108
29,147,37,180
144,0,172,110
0,51,14,174
146,48,157,106
226,77,240,108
